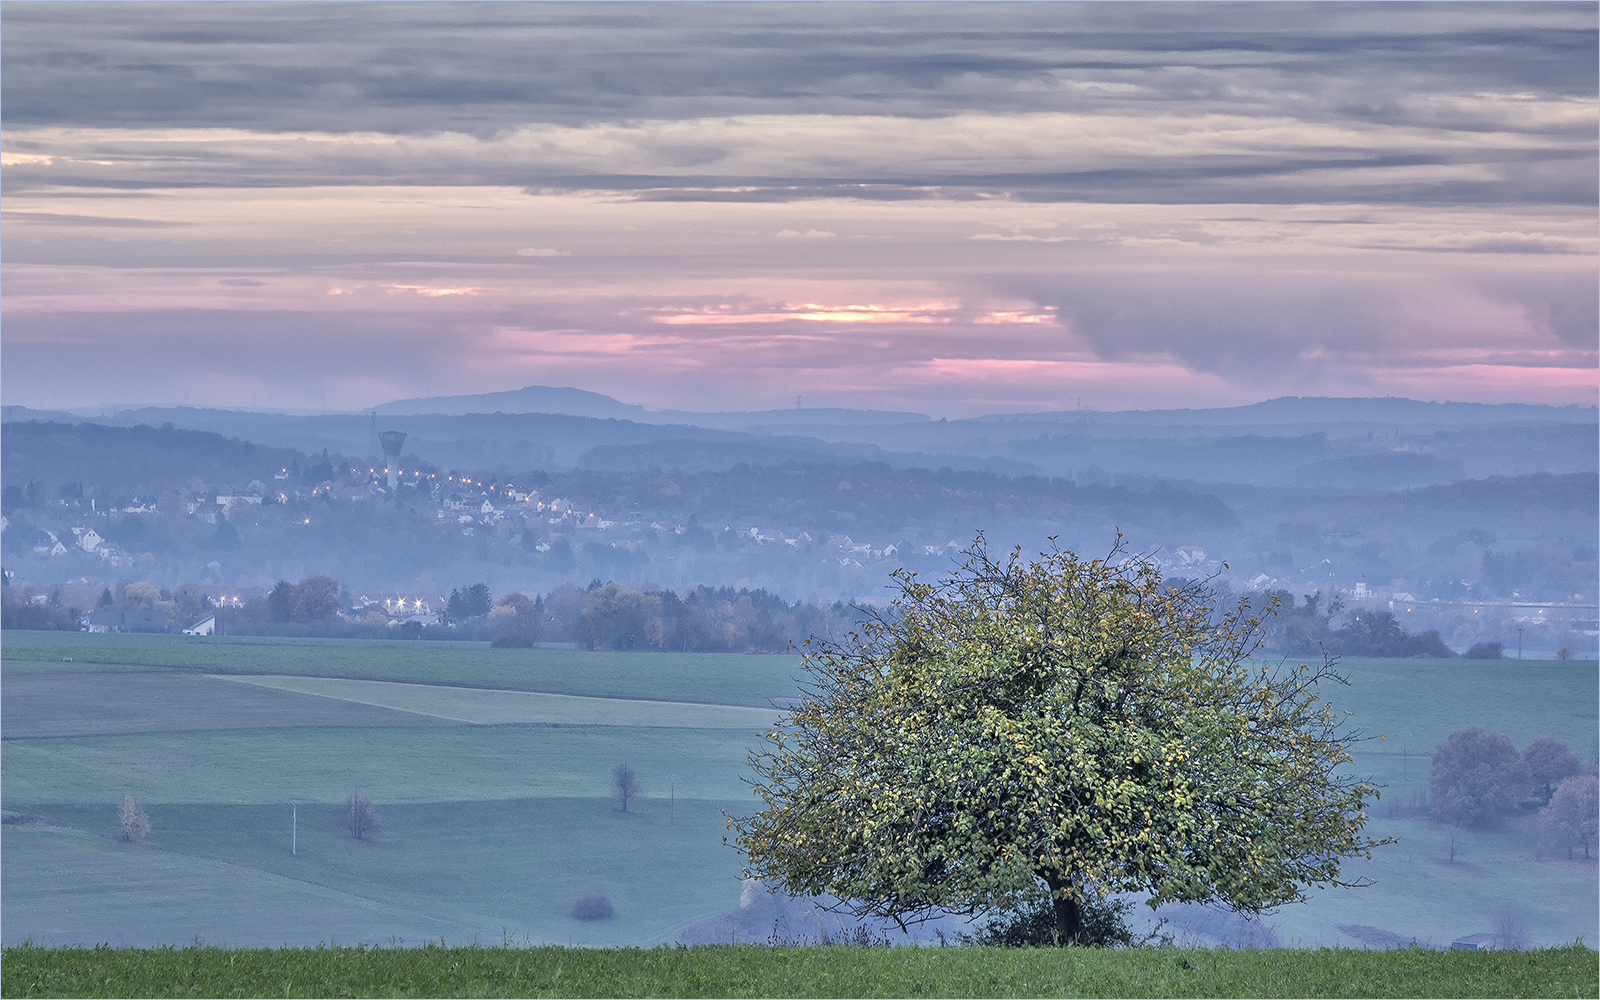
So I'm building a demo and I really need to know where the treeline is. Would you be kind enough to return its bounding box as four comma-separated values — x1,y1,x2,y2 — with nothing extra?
481,580,855,652
1254,590,1458,658
1,420,305,501
4,570,859,653
1427,726,1596,859
0,578,211,632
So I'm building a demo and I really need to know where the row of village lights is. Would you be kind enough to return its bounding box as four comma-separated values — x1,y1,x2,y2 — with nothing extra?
282,468,600,520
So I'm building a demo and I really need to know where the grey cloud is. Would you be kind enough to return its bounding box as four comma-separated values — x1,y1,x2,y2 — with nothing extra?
3,3,1592,206
4,3,1593,131
5,150,1594,208
990,262,1597,387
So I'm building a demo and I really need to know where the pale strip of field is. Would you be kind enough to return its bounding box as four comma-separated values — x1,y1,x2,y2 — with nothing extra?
212,675,787,729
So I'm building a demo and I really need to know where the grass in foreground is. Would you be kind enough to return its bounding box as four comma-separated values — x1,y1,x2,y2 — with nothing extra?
3,942,1595,999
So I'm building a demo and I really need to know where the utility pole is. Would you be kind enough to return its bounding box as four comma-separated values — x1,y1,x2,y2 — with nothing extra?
670,780,675,825
292,802,298,856
1518,627,1524,660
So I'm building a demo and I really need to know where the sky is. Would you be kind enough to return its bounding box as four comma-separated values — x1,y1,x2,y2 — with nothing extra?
3,2,1596,417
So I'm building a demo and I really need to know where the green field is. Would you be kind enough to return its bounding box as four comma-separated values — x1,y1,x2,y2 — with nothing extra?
3,631,1596,952
4,942,1596,999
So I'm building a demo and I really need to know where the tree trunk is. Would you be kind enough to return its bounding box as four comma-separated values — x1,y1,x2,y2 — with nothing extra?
1042,873,1085,945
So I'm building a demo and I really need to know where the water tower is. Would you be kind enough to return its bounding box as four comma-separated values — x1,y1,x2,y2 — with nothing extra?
379,431,407,490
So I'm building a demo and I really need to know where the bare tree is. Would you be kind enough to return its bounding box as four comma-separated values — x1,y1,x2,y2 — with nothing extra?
346,787,382,840
613,763,640,812
119,795,150,841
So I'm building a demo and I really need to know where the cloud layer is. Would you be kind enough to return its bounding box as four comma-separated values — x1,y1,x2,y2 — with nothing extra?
2,2,1595,413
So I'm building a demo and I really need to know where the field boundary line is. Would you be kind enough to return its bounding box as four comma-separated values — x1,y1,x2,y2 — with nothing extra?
210,674,788,729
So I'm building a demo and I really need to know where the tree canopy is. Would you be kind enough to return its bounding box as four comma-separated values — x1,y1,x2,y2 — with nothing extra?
1429,726,1531,827
732,536,1385,944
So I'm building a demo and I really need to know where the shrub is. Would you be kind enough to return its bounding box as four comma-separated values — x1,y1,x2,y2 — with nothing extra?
1465,641,1504,659
118,795,150,841
346,787,382,840
490,633,534,648
961,889,1170,948
571,893,614,920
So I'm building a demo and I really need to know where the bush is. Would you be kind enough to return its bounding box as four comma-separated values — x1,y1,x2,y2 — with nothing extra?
489,633,534,648
1465,641,1504,659
571,893,614,921
118,795,150,842
346,787,382,840
961,890,1169,948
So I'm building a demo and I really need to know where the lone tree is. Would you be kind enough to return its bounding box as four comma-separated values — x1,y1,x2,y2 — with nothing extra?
733,537,1385,945
1523,737,1583,804
1429,726,1530,827
119,795,150,841
346,787,382,840
1540,775,1598,859
613,763,641,812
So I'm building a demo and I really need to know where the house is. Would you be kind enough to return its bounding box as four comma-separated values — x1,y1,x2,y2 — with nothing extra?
183,615,216,636
77,527,104,553
388,613,440,629
1174,545,1208,566
444,493,467,511
84,608,168,633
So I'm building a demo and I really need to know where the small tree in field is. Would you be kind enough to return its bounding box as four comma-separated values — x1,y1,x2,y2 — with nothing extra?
1524,737,1583,804
119,795,150,841
1540,775,1599,859
733,536,1386,945
613,763,640,812
346,787,382,840
1429,726,1530,827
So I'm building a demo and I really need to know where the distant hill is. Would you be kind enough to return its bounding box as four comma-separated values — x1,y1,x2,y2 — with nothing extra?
371,384,930,429
1,420,303,495
970,396,1598,427
373,385,645,420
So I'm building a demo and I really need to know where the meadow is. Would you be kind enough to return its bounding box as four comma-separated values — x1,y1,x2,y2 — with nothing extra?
2,631,1595,954
5,941,1596,999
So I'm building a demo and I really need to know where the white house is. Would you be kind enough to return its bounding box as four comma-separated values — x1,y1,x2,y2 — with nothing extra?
183,615,216,636
77,528,103,553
